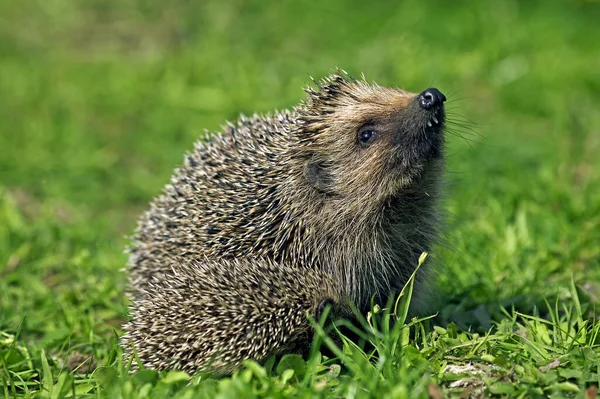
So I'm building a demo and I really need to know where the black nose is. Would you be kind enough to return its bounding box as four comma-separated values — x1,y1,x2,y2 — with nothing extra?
418,88,446,110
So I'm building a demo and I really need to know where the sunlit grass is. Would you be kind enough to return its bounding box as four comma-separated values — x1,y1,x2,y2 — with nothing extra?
1,0,599,397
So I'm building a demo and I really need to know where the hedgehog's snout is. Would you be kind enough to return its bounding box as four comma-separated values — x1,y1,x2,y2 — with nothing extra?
418,88,446,110
393,87,446,165
415,88,446,130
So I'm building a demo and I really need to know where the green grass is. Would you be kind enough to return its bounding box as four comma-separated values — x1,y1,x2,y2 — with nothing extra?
1,0,600,397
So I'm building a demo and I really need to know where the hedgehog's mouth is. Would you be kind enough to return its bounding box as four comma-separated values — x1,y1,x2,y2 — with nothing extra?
392,106,445,176
422,109,445,157
424,108,445,137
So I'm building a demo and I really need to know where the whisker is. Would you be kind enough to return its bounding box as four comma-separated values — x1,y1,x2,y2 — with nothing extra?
445,129,481,148
444,88,468,99
445,96,474,103
446,113,480,126
446,124,483,140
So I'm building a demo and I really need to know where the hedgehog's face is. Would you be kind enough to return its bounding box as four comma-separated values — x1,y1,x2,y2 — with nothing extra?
300,75,446,205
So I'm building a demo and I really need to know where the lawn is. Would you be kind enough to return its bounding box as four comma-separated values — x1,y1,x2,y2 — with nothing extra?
1,0,599,397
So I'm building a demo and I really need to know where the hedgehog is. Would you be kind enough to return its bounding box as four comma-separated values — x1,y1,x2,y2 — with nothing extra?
122,71,447,374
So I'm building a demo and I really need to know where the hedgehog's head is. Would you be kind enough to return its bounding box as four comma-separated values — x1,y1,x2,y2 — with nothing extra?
295,72,446,212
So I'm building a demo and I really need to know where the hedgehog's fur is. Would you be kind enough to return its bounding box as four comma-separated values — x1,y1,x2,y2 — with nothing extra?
122,258,348,374
123,71,446,374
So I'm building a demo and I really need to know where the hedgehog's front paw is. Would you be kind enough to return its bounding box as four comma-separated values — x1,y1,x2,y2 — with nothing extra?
315,298,335,320
314,295,353,322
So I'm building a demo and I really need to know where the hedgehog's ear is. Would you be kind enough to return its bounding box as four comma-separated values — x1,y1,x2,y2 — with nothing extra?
304,159,335,195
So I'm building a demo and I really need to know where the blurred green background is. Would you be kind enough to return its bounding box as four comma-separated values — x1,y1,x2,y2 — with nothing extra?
1,0,599,381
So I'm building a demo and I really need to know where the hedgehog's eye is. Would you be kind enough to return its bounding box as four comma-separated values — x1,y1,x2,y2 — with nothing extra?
358,127,377,148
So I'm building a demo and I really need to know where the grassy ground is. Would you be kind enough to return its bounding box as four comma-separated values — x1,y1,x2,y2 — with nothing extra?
1,0,599,397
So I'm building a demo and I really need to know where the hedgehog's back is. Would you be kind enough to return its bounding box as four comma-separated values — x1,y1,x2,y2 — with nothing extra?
127,111,297,297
